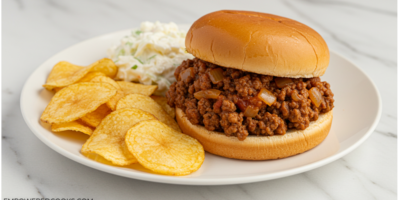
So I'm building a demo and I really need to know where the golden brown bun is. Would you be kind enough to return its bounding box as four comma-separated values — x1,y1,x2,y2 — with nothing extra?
176,108,333,160
186,10,330,78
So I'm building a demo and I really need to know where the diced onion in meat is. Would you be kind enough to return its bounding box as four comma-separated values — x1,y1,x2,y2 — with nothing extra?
291,92,302,101
180,67,194,82
308,87,322,107
208,68,224,84
243,105,259,118
257,88,276,106
275,77,293,88
194,89,221,100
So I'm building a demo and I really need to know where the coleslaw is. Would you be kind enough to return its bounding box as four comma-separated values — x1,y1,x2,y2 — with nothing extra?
108,21,193,95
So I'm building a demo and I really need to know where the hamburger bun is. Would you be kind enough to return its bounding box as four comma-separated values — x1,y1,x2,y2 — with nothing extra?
185,10,330,78
176,108,333,160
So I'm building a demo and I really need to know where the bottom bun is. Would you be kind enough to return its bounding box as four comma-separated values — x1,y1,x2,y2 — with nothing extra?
176,108,333,160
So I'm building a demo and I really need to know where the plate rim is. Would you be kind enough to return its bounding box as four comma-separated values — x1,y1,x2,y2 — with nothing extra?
20,29,382,185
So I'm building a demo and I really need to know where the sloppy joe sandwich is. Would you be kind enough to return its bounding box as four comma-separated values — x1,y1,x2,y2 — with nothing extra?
166,10,334,160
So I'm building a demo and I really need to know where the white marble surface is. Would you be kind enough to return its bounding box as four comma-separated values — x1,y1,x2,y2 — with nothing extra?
2,0,396,199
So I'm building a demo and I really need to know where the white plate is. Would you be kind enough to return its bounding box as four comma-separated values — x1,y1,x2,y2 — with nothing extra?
20,26,381,185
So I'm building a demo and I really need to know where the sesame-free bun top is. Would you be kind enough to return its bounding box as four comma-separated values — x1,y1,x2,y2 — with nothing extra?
185,10,330,78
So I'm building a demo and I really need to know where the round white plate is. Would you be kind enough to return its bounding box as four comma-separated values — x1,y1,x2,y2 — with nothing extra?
20,26,381,185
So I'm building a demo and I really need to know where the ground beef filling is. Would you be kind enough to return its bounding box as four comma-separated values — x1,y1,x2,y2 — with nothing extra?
166,58,334,141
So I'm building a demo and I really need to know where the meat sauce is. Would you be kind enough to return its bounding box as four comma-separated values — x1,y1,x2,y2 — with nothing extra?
166,58,334,141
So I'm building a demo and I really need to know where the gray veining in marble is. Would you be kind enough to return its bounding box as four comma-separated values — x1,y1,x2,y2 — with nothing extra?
302,0,396,16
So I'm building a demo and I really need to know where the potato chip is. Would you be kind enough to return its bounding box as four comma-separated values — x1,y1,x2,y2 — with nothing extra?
117,81,157,96
91,76,124,110
116,94,181,132
82,152,158,174
91,58,117,79
77,71,106,83
51,120,93,135
81,104,111,128
81,108,156,166
43,59,117,91
125,119,204,175
43,61,92,91
53,87,63,93
151,95,175,118
90,76,119,89
109,90,125,110
82,152,116,165
40,82,117,124
107,90,125,111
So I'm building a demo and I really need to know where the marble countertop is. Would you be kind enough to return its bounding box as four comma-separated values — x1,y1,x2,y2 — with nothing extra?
3,0,396,199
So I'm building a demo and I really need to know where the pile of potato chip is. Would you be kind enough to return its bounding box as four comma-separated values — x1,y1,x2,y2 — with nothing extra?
40,58,204,176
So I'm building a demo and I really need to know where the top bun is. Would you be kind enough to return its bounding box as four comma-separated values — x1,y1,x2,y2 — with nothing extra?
185,10,330,78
